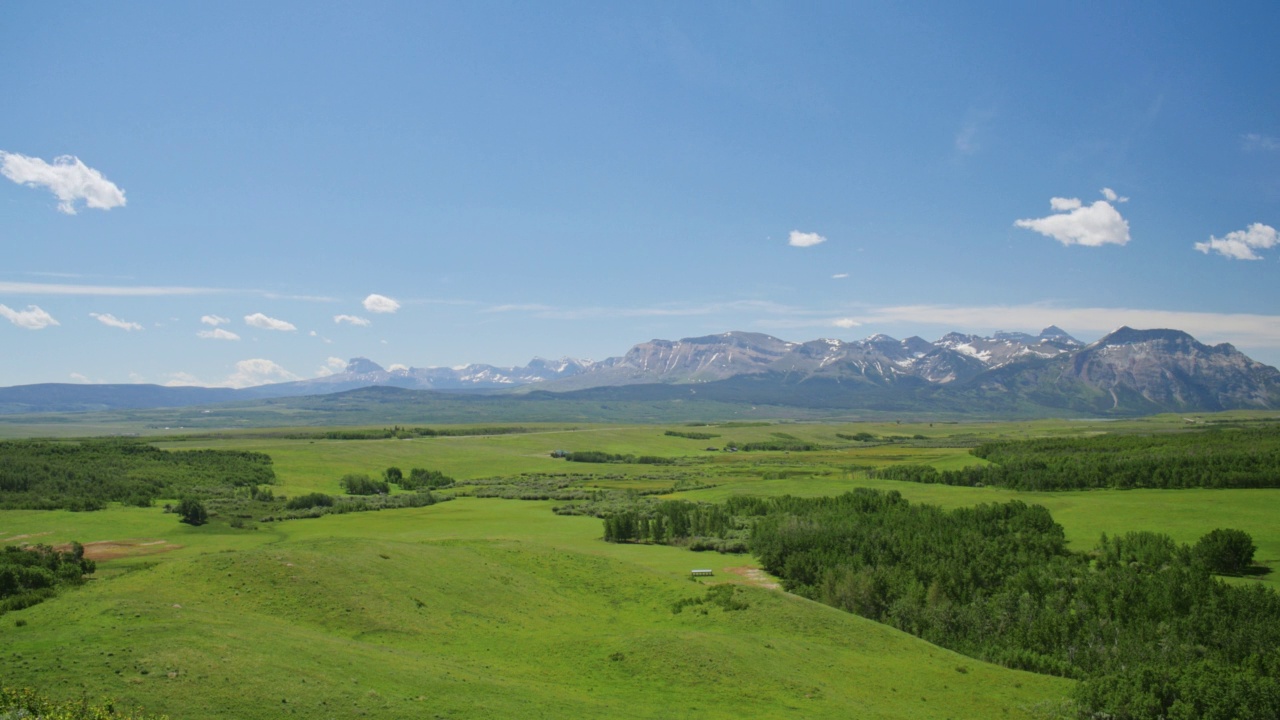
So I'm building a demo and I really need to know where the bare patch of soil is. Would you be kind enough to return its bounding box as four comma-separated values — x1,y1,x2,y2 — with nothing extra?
725,565,782,590
54,539,183,561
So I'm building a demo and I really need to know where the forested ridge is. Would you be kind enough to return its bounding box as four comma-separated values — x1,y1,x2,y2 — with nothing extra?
600,488,1280,717
870,424,1280,490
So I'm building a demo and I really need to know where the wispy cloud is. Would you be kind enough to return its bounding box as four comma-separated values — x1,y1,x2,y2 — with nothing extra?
954,108,995,156
1194,223,1278,261
788,230,827,248
831,303,1280,349
0,151,126,214
197,328,240,341
244,313,297,332
363,294,401,313
0,281,225,297
222,358,300,389
832,273,849,279
0,304,59,330
334,314,371,326
1015,190,1131,247
315,357,347,377
90,312,143,331
201,314,230,326
1242,133,1280,152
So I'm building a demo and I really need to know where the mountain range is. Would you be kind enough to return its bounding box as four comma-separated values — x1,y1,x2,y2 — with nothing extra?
2,326,1278,417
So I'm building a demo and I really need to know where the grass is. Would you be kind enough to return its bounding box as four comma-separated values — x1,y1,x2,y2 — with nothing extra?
5,412,1279,717
0,500,1070,719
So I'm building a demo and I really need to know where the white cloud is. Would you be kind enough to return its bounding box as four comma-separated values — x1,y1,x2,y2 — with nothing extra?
69,372,90,383
201,314,230,326
1100,187,1129,203
363,294,401,313
222,359,300,389
833,318,861,328
1015,191,1131,247
198,328,241,341
165,372,204,387
388,363,409,372
90,312,143,331
788,230,827,248
0,304,59,330
1194,223,1278,261
1242,133,1280,152
334,314,371,326
315,357,348,377
244,312,297,331
832,273,849,279
0,151,127,214
833,303,1280,350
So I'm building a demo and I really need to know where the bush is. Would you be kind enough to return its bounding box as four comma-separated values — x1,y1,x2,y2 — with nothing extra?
175,497,208,526
285,493,334,510
339,474,390,495
1194,528,1256,575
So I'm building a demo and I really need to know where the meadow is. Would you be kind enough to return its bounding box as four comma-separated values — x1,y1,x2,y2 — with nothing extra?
2,412,1277,718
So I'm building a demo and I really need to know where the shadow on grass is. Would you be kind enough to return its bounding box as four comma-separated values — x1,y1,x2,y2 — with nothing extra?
1241,564,1272,578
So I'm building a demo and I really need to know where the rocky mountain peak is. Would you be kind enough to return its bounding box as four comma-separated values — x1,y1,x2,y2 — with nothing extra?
344,357,385,375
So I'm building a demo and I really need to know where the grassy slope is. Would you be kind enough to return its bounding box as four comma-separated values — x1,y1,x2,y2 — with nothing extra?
0,500,1069,719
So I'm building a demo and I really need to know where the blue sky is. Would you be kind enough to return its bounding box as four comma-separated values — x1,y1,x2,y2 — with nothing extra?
2,1,1278,387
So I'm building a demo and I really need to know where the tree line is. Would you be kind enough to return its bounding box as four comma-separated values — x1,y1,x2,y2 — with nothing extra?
746,489,1280,718
868,425,1280,490
0,440,276,511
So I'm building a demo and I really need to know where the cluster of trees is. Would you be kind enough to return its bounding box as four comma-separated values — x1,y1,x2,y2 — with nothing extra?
870,426,1280,490
725,439,822,452
601,497,772,552
744,488,1280,717
560,451,674,465
291,426,531,440
664,430,720,440
384,467,454,490
0,440,275,511
339,474,390,495
1,543,96,614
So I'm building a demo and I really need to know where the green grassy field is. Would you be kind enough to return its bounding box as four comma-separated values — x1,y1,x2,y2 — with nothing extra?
3,413,1278,718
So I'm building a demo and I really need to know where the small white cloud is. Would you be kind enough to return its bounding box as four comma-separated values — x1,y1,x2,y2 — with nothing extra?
363,294,401,313
201,314,230,326
1194,223,1279,261
388,363,409,372
0,151,127,214
198,328,241,341
832,273,849,279
1101,187,1129,203
1242,133,1280,152
244,312,297,331
833,318,861,328
788,230,827,248
334,314,371,326
165,371,204,387
315,356,348,377
1015,191,1131,247
0,304,59,330
223,358,300,389
90,312,143,331
69,372,90,383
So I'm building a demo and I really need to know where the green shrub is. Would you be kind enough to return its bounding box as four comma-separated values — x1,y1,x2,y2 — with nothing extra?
339,474,390,495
